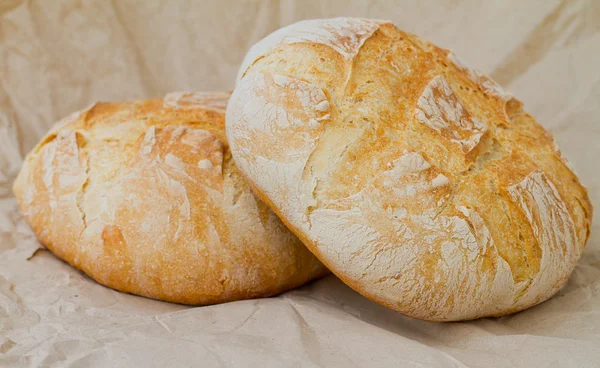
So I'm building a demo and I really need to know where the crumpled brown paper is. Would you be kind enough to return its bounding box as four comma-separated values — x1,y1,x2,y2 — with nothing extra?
1,1,599,366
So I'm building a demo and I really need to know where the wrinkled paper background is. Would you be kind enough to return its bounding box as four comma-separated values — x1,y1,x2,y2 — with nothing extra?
1,1,599,367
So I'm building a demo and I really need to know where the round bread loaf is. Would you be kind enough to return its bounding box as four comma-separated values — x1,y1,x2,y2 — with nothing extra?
13,92,328,305
226,18,593,321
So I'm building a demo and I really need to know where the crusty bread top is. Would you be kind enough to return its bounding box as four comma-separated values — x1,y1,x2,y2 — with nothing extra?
227,18,593,320
13,92,328,305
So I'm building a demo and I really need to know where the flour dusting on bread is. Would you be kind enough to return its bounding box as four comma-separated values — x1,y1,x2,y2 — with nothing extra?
416,75,487,153
238,18,387,81
13,94,328,306
227,17,592,321
508,170,578,307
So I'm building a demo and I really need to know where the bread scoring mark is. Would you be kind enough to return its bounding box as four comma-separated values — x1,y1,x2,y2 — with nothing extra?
21,169,36,208
317,150,452,222
169,126,187,143
163,91,230,113
41,137,58,191
237,18,387,81
227,72,331,228
40,131,88,218
271,74,331,128
51,111,82,133
416,75,488,153
283,18,382,60
447,51,512,101
384,151,431,178
375,151,452,214
35,130,90,261
48,102,99,135
299,123,366,208
141,126,157,156
165,153,186,171
168,177,191,220
507,170,578,307
453,206,514,315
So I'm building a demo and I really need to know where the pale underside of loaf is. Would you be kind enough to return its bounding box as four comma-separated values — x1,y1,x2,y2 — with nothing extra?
227,18,593,321
13,92,328,305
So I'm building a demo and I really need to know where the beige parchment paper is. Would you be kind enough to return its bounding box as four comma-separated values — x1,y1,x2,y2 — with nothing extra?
1,1,599,366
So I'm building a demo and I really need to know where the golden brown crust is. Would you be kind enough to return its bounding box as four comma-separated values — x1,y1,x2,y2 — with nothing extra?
13,92,329,305
226,18,593,321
